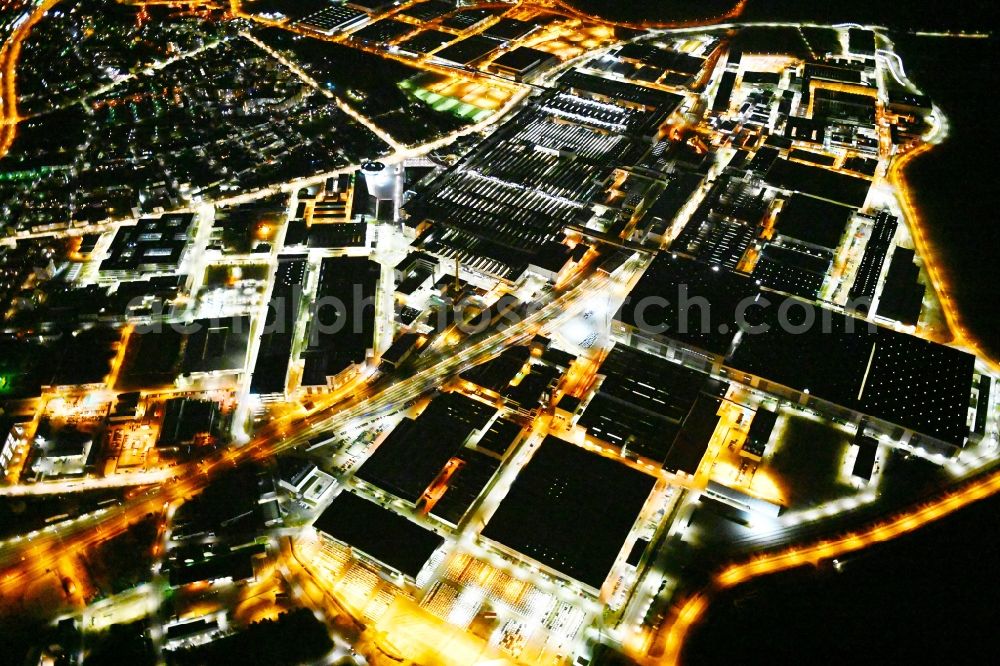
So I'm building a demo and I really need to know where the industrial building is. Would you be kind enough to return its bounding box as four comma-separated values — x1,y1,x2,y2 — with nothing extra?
482,435,656,593
489,47,558,81
578,344,726,467
99,213,195,279
615,254,978,452
355,392,495,504
250,255,307,398
772,193,854,253
314,491,444,581
301,257,380,389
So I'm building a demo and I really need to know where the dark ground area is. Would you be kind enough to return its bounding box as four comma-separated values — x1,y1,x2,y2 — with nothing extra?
892,34,1000,361
682,490,1000,665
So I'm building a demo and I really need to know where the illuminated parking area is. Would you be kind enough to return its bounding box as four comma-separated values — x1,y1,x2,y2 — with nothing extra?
425,547,597,665
303,499,603,664
520,21,618,61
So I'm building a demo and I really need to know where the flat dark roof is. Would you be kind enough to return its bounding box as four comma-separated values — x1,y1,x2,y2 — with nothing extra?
619,256,974,446
843,156,878,177
848,28,876,55
181,316,252,374
579,344,718,462
40,424,91,457
559,70,685,112
78,233,101,253
974,376,991,436
395,265,433,295
314,491,443,578
460,345,530,393
727,296,877,406
748,146,780,174
429,447,500,525
644,171,702,224
350,18,413,44
475,417,523,457
663,394,721,475
159,398,220,447
712,70,736,113
529,240,572,273
766,159,871,208
752,244,830,300
542,347,576,370
744,407,777,457
491,46,554,73
398,0,452,22
503,363,560,410
888,90,931,109
303,257,379,382
356,392,495,502
119,317,250,387
169,545,263,587
614,253,758,355
776,193,854,251
435,35,502,65
804,63,864,84
395,249,439,273
742,71,780,85
556,393,582,414
858,333,973,445
616,43,704,75
852,434,878,480
49,326,120,386
875,247,924,326
251,256,307,394
626,537,649,567
277,456,315,488
483,18,538,42
381,331,422,366
348,0,394,12
306,223,366,248
784,116,826,144
166,617,217,640
727,294,974,445
100,213,193,272
398,29,455,54
790,149,836,167
482,436,656,590
439,8,498,31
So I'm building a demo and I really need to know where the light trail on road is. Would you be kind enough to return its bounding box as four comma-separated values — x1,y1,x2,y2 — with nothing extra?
652,465,1000,664
0,267,611,590
888,141,1000,372
0,0,62,157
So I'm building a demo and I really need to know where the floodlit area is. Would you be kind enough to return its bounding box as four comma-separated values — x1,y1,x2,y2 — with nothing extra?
758,411,857,508
406,73,516,114
522,22,617,61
